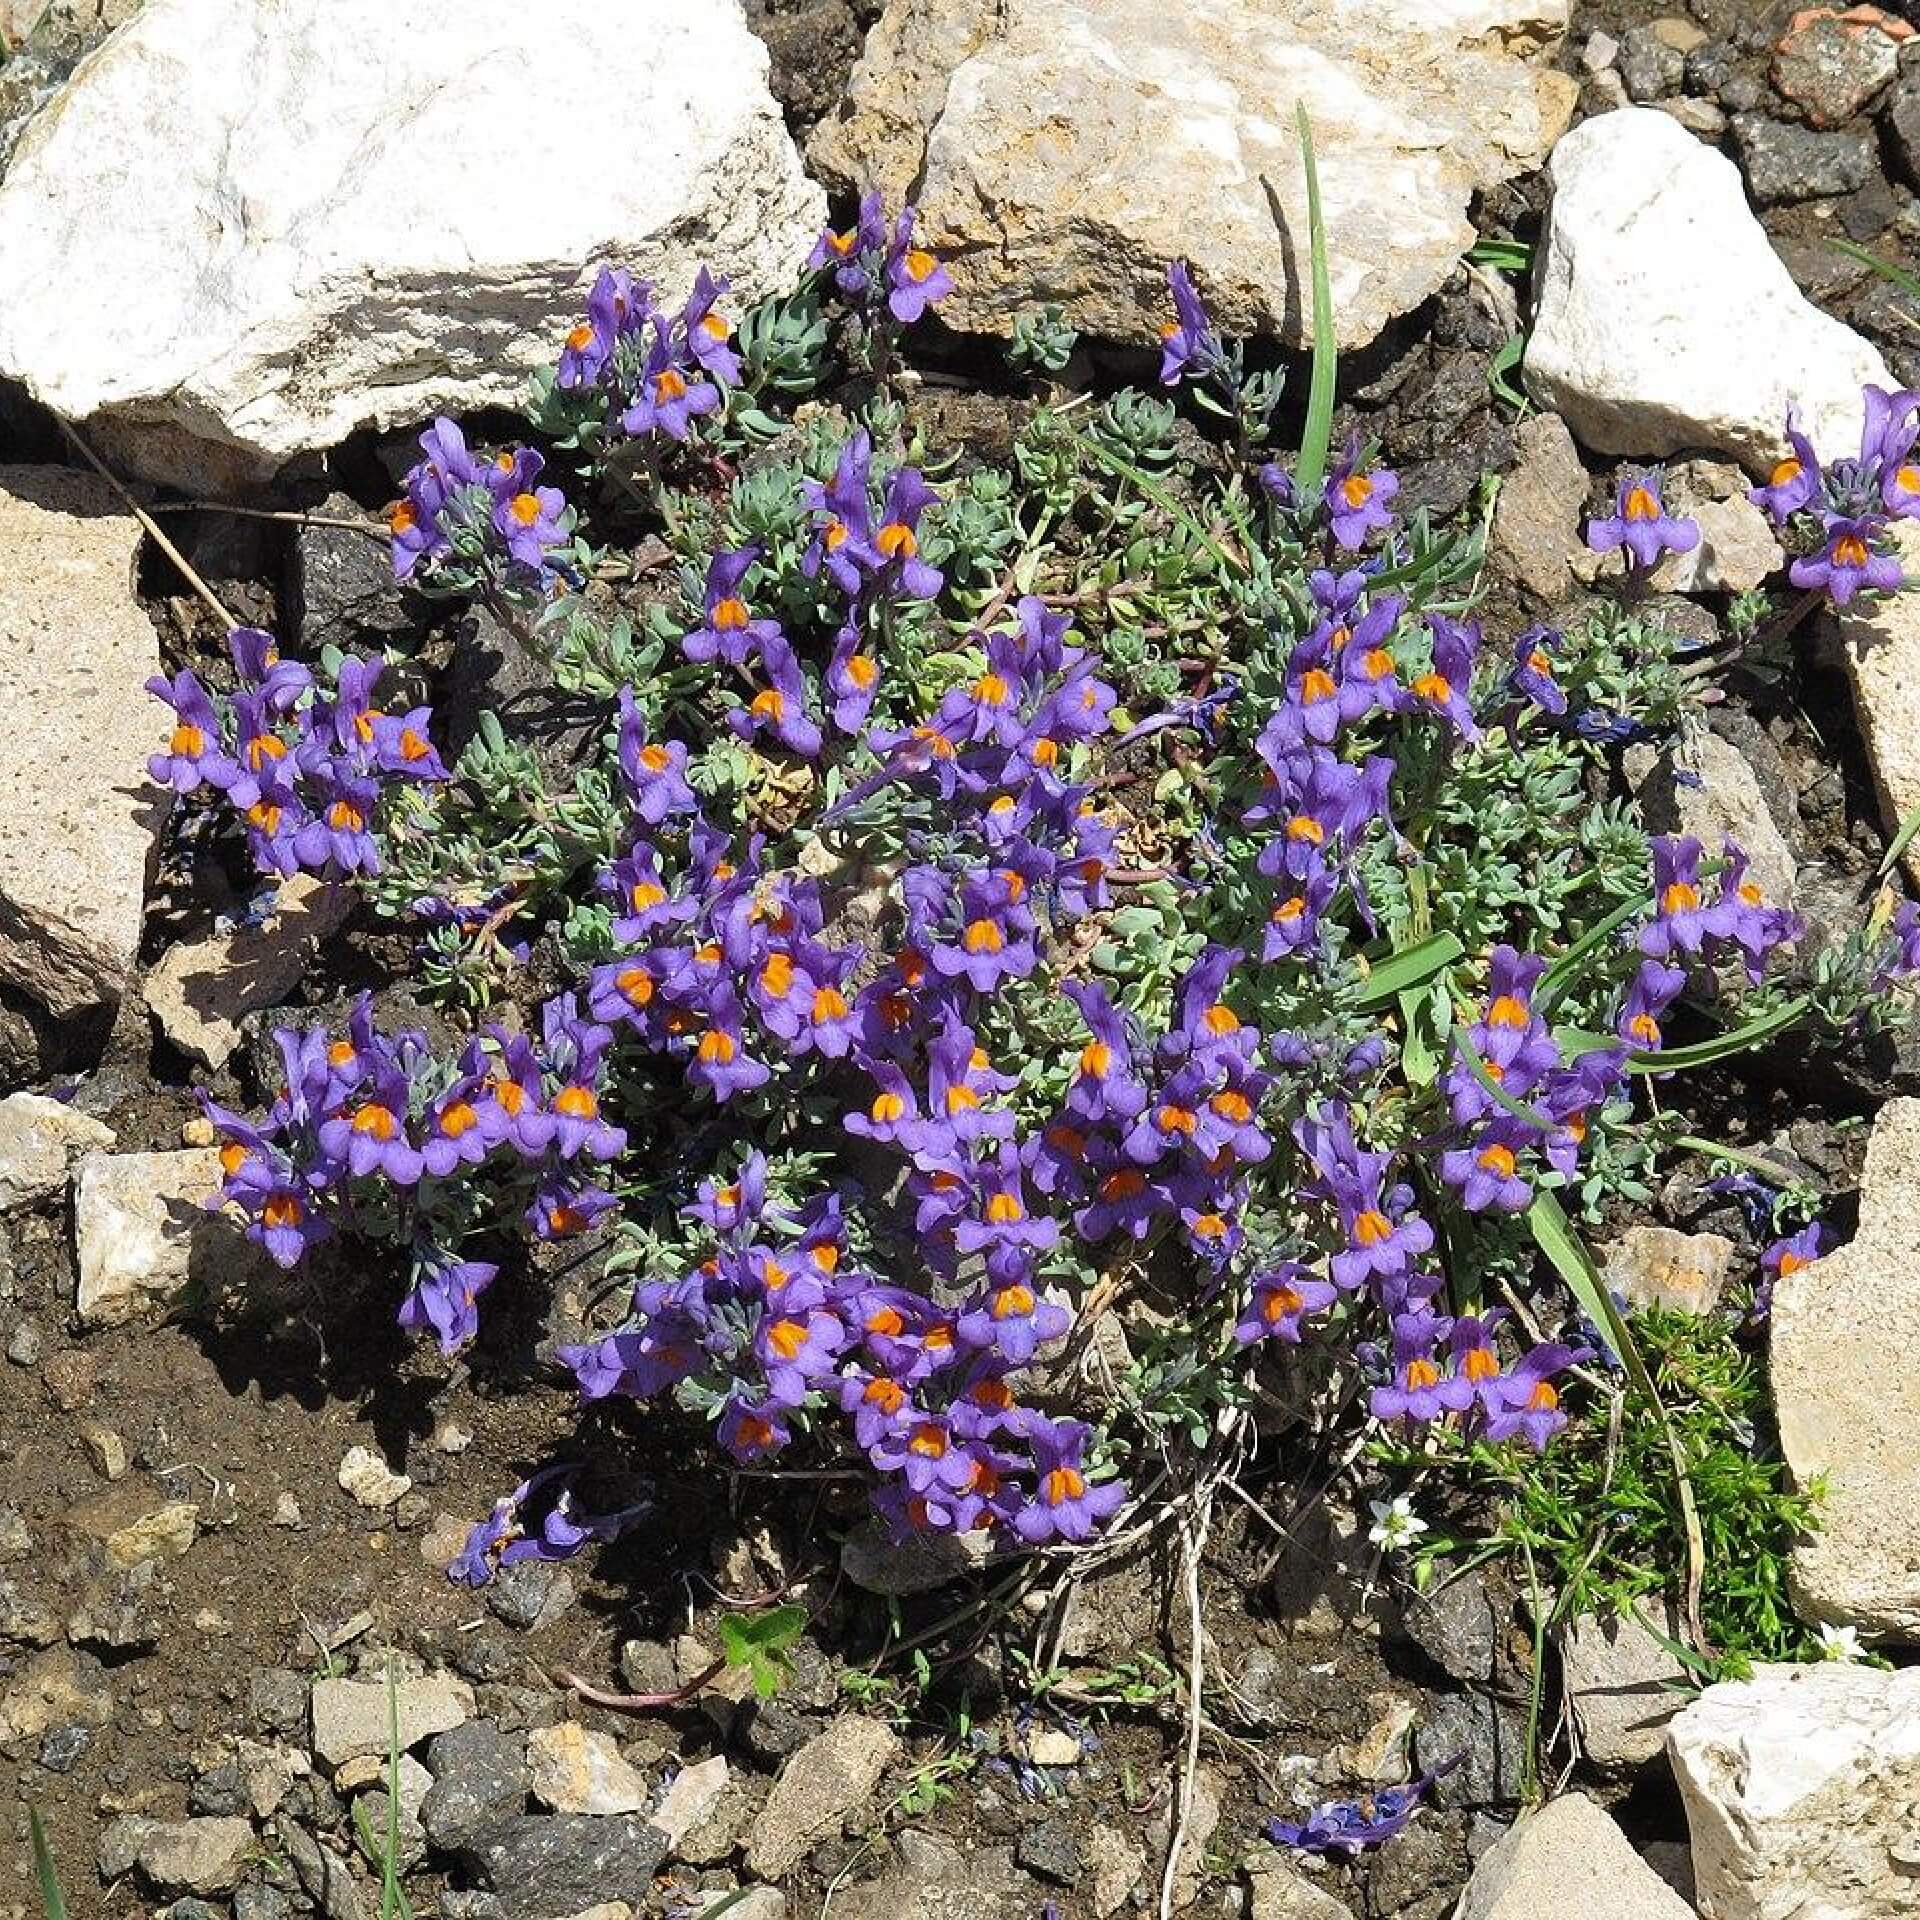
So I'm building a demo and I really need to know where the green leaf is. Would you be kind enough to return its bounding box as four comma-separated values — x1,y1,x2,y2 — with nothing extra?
1879,792,1920,879
1625,996,1810,1074
1831,237,1920,305
1537,892,1649,1009
1488,333,1529,413
1291,106,1338,504
718,1602,809,1700
1526,1189,1642,1387
1352,932,1464,1009
30,1809,66,1920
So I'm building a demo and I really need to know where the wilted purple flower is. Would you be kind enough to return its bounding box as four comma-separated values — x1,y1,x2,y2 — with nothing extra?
1265,1760,1457,1855
1587,468,1698,571
1158,261,1223,386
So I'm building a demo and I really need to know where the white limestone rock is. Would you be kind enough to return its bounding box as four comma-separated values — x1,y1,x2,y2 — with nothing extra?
1833,518,1920,890
1668,1661,1920,1920
73,1147,239,1328
0,466,164,1019
0,0,824,492
1772,1097,1920,1637
0,1093,115,1213
1560,1598,1690,1770
1455,1792,1695,1919
809,0,1577,350
145,875,353,1069
1528,109,1896,470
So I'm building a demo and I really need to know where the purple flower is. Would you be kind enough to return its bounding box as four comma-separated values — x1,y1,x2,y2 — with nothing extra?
1641,836,1724,961
1324,438,1399,550
808,190,889,295
616,692,697,824
803,432,881,595
956,1268,1071,1365
873,467,943,601
1618,958,1688,1055
1482,1342,1590,1449
398,1250,498,1355
1234,1262,1336,1345
731,635,824,759
1790,516,1904,606
558,266,649,389
489,447,570,570
827,625,882,732
1587,468,1698,571
1011,1419,1127,1544
146,671,231,793
230,627,312,713
1371,1312,1472,1425
621,328,721,441
681,267,742,384
1411,615,1481,740
1749,409,1821,524
884,207,953,323
1439,1118,1535,1213
1158,261,1223,386
1509,625,1567,716
449,1467,648,1587
291,770,382,875
318,1064,424,1184
1877,900,1920,987
1713,840,1802,983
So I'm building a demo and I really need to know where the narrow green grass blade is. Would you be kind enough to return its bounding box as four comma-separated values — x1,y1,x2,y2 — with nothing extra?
1527,1188,1710,1650
1832,238,1920,304
1292,104,1338,503
1537,892,1649,1009
1352,931,1464,1009
1454,1032,1554,1132
1625,995,1810,1074
1878,792,1920,878
30,1809,67,1920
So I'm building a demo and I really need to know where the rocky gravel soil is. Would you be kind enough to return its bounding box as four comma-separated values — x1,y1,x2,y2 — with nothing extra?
7,2,1920,1919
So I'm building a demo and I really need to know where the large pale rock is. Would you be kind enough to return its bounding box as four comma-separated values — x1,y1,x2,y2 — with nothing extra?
1669,1662,1920,1920
1561,1598,1689,1770
1455,1793,1696,1919
0,0,824,492
1528,109,1896,470
73,1148,229,1328
0,466,164,1018
1833,518,1920,891
746,1715,901,1880
809,0,1577,350
1626,719,1800,911
1772,1098,1920,1636
146,875,352,1068
0,1093,115,1213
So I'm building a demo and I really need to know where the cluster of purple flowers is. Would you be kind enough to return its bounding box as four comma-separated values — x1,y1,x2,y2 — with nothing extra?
449,1464,650,1587
1750,384,1920,605
204,990,628,1353
550,264,742,446
686,432,944,755
806,191,954,331
561,588,1141,1546
148,630,446,880
389,416,575,594
562,1153,1122,1547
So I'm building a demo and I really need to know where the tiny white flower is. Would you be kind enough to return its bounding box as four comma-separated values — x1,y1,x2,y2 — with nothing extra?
1816,1623,1864,1663
1367,1494,1428,1552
